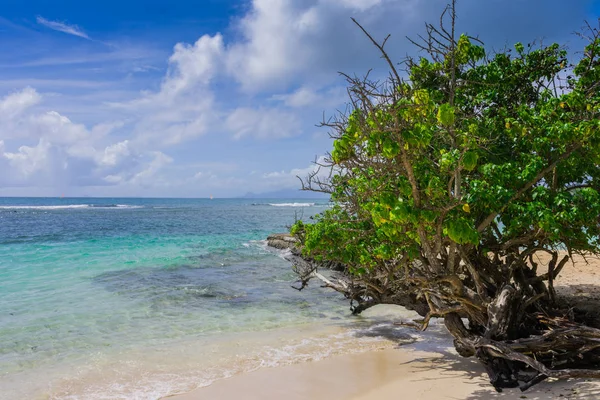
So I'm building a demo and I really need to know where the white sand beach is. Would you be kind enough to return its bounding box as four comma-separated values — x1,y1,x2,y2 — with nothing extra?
167,253,600,400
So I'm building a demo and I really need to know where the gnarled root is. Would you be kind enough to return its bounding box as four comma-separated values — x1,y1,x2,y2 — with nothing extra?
444,307,600,392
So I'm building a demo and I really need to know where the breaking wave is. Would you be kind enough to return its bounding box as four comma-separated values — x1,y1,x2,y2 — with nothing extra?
269,202,315,207
0,204,143,210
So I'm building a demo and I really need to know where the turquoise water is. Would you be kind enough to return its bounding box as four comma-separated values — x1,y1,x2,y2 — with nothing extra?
0,198,412,399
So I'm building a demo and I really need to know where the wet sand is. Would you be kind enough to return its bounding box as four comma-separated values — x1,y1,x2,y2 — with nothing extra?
166,346,600,400
166,252,600,400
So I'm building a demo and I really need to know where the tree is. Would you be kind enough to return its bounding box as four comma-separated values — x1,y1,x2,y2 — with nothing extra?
292,1,600,391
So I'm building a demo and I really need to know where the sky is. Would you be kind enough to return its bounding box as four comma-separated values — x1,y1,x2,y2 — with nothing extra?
0,0,598,198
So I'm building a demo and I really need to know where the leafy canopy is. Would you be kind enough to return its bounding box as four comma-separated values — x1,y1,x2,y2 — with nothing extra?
296,26,600,294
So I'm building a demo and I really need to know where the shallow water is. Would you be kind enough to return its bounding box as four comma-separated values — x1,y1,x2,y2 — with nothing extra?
0,198,418,399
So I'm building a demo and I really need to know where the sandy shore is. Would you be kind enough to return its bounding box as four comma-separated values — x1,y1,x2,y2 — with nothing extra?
166,252,600,400
166,346,600,400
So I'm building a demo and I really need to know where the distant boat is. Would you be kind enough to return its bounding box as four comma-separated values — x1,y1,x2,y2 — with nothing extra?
210,194,213,200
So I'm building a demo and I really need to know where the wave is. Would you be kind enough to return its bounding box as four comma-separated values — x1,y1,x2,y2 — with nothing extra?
39,324,412,400
268,202,315,207
90,204,143,209
0,204,143,210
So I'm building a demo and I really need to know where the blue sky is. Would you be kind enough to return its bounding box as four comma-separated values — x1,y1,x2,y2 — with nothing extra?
0,0,598,197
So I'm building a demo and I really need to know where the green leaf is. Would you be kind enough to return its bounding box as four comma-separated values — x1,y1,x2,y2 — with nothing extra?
515,42,524,54
444,218,479,245
462,151,479,171
437,104,455,126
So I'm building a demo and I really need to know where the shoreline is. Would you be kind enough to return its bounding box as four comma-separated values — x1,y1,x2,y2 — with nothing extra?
165,251,600,400
165,345,600,400
7,237,600,399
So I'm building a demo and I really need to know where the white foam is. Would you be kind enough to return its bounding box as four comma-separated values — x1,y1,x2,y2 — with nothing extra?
248,239,269,250
0,205,90,210
44,326,399,400
268,203,315,207
277,248,294,261
249,240,292,260
0,204,142,210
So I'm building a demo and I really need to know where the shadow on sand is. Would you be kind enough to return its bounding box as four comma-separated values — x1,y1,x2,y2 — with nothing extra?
353,317,600,399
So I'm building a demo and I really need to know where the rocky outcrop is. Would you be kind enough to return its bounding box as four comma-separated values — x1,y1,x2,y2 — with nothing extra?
266,233,300,252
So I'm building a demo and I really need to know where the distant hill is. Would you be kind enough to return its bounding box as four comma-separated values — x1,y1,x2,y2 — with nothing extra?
242,189,330,199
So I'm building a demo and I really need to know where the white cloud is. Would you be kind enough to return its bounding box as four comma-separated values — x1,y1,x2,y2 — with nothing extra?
131,65,161,73
272,85,347,108
226,107,300,139
225,0,319,92
2,139,53,178
262,156,331,189
112,0,582,149
163,34,224,98
91,121,126,138
28,111,88,144
273,86,322,108
0,87,41,119
126,151,173,187
36,16,90,40
107,0,408,148
330,0,384,11
99,140,130,167
223,0,419,92
1,0,592,196
111,35,225,146
0,88,167,189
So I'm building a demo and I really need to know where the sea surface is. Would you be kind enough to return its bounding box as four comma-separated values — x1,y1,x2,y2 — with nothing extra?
0,197,420,399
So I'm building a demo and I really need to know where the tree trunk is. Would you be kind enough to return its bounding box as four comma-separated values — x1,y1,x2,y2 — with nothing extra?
444,285,600,392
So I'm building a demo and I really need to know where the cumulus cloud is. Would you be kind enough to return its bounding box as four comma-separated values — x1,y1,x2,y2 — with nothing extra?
36,16,90,40
99,140,131,167
223,0,424,92
0,87,41,119
2,139,53,179
111,151,173,187
2,0,593,196
114,0,592,147
164,34,224,97
0,88,168,189
29,111,89,144
118,0,403,146
112,35,225,146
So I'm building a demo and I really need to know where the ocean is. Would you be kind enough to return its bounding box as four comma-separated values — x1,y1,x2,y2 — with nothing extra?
0,198,419,399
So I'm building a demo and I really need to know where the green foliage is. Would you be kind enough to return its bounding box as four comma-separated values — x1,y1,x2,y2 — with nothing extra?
437,104,455,126
295,21,600,281
444,217,478,245
462,151,479,171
